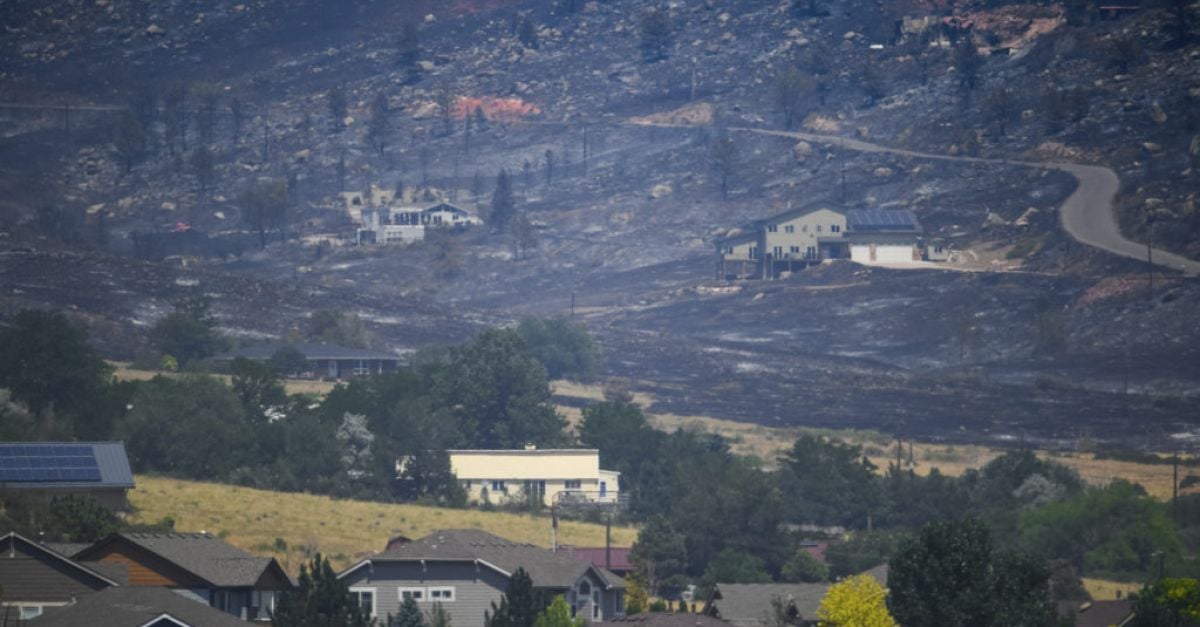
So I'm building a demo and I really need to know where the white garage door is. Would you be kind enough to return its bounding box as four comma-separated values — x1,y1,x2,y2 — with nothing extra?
850,244,916,264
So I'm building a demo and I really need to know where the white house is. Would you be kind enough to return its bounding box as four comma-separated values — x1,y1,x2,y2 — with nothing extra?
448,447,621,507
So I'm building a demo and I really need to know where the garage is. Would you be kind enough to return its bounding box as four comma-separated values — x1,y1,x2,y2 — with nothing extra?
850,243,918,264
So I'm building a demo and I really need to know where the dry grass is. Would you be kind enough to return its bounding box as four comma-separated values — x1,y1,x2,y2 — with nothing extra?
129,476,637,574
552,381,1193,500
1082,578,1142,601
110,362,336,397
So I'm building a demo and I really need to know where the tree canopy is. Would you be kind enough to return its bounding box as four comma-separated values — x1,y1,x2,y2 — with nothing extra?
817,574,897,627
272,554,371,627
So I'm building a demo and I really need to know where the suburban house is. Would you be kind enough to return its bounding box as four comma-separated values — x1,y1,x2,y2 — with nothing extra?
704,565,888,627
213,341,401,380
71,532,292,622
447,447,622,507
342,184,483,245
0,442,136,510
338,529,627,627
0,532,122,621
714,205,924,279
25,586,253,627
560,546,635,578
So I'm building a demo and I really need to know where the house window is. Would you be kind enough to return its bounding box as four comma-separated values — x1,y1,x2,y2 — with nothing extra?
525,480,546,497
749,246,759,259
831,224,842,233
773,246,783,257
593,591,602,619
399,587,426,602
767,225,778,233
806,246,817,259
353,359,370,375
19,606,45,620
565,480,582,490
785,225,795,233
429,587,456,602
616,592,625,614
465,480,473,489
491,480,507,492
350,588,376,617
816,225,823,233
578,582,591,595
790,246,800,254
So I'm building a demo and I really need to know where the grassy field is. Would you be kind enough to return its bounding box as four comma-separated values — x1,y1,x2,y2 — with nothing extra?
552,381,1195,501
1082,578,1143,601
129,476,637,574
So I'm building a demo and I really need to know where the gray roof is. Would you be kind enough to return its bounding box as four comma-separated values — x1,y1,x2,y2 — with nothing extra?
1056,600,1135,627
75,532,286,588
708,565,888,627
0,532,122,587
214,341,399,362
344,529,625,590
601,614,731,627
0,442,134,489
27,586,250,627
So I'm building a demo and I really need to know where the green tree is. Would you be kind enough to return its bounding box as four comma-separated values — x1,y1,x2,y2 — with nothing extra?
397,23,422,82
625,572,649,615
113,109,145,174
367,92,390,157
230,357,287,420
515,317,600,381
782,549,829,583
395,447,467,506
272,554,371,627
42,495,122,542
774,68,812,130
486,568,547,627
511,212,539,260
953,40,984,100
391,595,427,627
639,8,672,62
328,88,348,133
491,169,515,232
700,548,770,593
890,518,1058,627
817,574,896,627
1131,578,1200,627
438,328,566,449
777,435,881,529
429,602,452,627
152,296,225,365
631,516,688,597
534,596,584,627
118,375,255,479
192,146,216,193
0,309,112,424
518,17,539,49
270,345,309,376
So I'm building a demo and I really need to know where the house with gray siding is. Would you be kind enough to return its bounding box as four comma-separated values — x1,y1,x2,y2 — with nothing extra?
338,529,627,627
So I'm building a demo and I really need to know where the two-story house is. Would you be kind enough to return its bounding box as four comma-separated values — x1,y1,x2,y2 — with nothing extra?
0,532,121,621
71,532,291,622
338,529,627,627
715,205,922,279
447,447,621,507
0,442,136,511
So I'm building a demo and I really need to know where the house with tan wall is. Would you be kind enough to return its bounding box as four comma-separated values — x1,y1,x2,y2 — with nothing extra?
448,447,621,507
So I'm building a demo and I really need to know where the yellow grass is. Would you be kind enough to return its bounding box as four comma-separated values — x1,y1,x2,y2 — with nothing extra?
110,362,336,397
1082,578,1142,601
551,381,1194,501
129,476,637,574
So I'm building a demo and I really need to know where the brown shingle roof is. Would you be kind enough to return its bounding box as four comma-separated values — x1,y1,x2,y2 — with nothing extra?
75,532,287,588
353,529,625,590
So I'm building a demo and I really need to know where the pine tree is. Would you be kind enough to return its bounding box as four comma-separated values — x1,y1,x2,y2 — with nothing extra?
272,554,370,627
639,8,672,62
390,595,426,627
486,568,546,627
490,169,515,233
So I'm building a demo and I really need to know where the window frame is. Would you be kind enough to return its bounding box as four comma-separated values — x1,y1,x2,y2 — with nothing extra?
399,587,427,602
564,479,582,490
349,587,377,617
428,587,457,602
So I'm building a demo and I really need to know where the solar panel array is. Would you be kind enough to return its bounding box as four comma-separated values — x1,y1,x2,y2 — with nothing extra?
847,210,917,229
0,444,102,483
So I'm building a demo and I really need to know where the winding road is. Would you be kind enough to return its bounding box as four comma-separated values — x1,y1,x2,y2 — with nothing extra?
731,127,1200,277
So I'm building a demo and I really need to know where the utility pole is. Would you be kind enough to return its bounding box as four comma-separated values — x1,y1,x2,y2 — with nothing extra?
605,513,612,571
840,138,847,204
1173,452,1180,523
690,57,698,102
1146,210,1154,301
571,291,576,318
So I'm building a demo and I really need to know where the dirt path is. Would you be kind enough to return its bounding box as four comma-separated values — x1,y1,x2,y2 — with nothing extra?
731,126,1200,277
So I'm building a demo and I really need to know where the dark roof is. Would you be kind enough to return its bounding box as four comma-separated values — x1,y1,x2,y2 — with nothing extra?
27,586,251,627
343,529,625,590
0,532,122,587
561,546,634,572
422,202,470,215
845,209,921,233
75,532,287,588
755,205,844,228
213,341,399,362
708,565,888,626
0,442,134,489
1057,600,1135,627
601,613,731,627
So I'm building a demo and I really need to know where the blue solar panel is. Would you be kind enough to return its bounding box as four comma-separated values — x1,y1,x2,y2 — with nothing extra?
0,444,103,483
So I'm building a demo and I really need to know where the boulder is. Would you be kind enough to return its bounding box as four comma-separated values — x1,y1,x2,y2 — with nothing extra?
792,141,813,162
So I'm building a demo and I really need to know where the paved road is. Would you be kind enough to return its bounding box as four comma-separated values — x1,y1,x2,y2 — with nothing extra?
722,126,1200,277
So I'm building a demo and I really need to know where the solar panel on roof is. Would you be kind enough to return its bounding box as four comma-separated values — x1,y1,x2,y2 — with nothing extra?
0,444,103,483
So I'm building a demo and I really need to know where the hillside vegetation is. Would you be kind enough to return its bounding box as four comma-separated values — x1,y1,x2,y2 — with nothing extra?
128,475,637,573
